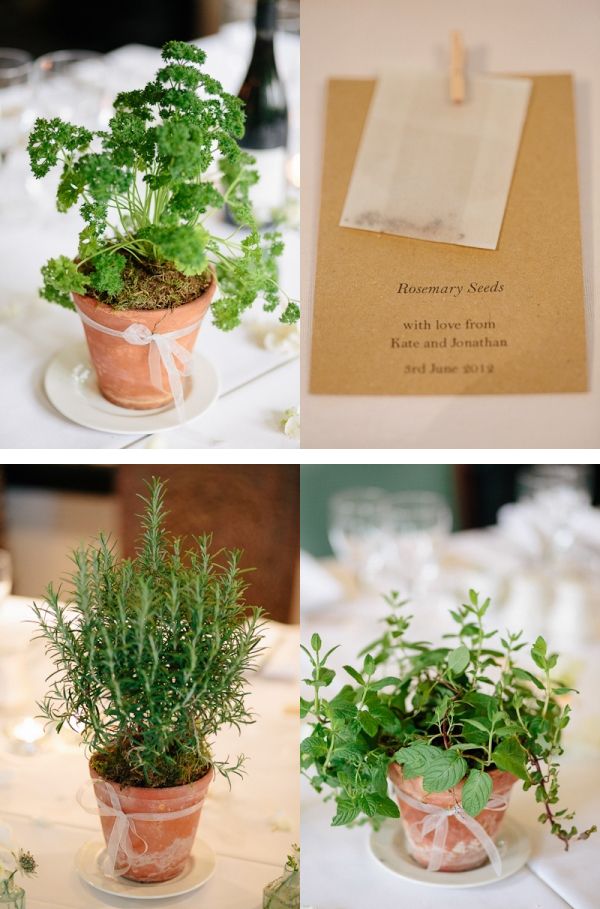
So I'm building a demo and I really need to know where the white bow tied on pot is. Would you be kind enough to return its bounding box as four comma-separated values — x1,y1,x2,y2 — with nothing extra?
76,306,202,421
394,788,508,875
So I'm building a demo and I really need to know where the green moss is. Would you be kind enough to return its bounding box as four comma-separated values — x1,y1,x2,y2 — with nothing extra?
82,254,212,311
90,739,211,789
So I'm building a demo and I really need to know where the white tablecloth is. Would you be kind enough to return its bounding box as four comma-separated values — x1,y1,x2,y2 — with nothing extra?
0,25,299,449
301,532,600,909
301,0,600,448
0,597,299,908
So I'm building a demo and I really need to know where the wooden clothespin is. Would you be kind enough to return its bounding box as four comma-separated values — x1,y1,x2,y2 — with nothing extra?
450,30,465,104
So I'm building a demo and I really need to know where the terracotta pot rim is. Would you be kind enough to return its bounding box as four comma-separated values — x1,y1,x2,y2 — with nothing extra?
89,762,214,797
73,271,216,317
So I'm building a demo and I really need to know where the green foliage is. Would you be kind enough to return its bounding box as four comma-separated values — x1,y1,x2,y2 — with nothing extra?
301,590,597,848
27,41,298,327
32,478,264,789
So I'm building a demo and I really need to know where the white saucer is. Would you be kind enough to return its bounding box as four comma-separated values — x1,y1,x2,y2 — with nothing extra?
369,817,530,888
75,838,216,899
44,342,219,434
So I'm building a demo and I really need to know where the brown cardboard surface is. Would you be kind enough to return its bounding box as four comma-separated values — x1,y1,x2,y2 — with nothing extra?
309,75,588,395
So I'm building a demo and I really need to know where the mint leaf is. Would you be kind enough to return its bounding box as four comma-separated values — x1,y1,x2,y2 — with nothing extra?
311,633,321,652
513,667,545,690
531,636,547,670
491,736,529,781
461,769,493,817
358,710,378,737
343,665,365,686
369,793,400,818
422,750,468,793
332,798,360,826
447,644,470,674
393,743,439,779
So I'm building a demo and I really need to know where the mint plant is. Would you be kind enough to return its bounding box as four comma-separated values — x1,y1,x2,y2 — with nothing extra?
27,41,298,330
32,478,265,788
301,590,596,848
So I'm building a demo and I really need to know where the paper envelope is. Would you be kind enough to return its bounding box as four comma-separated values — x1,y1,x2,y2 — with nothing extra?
309,75,588,396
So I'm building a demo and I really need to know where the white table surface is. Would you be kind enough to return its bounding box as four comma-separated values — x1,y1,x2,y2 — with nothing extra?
301,529,600,908
0,597,300,909
300,0,600,448
0,25,299,450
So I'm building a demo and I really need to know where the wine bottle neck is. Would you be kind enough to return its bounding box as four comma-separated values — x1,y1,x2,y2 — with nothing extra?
255,0,277,38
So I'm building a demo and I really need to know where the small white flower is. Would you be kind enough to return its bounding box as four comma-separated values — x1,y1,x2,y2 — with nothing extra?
263,323,300,356
280,406,300,440
268,811,292,832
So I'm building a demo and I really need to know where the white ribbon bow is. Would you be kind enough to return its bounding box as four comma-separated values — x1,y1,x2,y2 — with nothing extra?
77,780,205,878
76,306,202,420
395,788,507,876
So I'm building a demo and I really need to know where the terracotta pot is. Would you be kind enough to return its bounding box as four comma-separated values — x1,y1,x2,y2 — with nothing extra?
73,275,216,410
90,765,213,883
389,763,517,872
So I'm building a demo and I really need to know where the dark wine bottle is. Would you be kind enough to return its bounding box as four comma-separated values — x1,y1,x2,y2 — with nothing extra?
236,0,288,226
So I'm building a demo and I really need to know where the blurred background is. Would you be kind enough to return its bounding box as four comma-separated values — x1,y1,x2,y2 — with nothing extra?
301,463,600,758
302,463,600,649
1,0,300,53
0,464,299,623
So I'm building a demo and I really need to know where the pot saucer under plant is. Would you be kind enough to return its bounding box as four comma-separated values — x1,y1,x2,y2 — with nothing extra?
75,839,216,900
369,817,530,888
44,342,219,434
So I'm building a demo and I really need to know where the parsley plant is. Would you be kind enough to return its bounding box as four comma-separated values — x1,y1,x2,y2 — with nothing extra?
27,41,299,330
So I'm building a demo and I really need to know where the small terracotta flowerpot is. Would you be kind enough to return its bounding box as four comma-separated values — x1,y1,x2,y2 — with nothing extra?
90,765,213,883
389,763,517,872
73,275,216,410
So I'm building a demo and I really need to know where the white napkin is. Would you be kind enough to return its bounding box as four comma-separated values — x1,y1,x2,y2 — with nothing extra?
511,758,600,909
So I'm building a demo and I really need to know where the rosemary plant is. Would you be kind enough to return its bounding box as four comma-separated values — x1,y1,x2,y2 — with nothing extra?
302,590,597,848
27,41,298,329
32,478,265,789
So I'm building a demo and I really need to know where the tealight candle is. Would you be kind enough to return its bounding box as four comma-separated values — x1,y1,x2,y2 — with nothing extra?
9,717,46,755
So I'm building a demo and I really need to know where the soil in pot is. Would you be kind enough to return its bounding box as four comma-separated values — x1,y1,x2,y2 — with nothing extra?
73,263,217,410
90,764,213,883
389,763,517,872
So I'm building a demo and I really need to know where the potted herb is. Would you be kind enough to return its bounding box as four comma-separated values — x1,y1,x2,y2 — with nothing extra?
0,848,37,909
32,478,264,883
263,844,299,909
301,590,596,874
27,41,298,411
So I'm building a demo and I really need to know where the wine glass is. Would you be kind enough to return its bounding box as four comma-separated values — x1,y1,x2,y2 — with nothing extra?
33,50,109,129
516,465,593,558
0,48,33,163
328,487,388,589
379,491,453,596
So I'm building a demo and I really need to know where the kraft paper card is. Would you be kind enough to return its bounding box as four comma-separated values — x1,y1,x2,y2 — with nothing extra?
341,72,532,250
310,75,588,396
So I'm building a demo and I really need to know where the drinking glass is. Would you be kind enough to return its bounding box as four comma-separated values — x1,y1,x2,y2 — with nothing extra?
33,50,109,129
379,491,453,596
0,49,33,162
328,488,388,589
516,465,593,557
517,464,592,504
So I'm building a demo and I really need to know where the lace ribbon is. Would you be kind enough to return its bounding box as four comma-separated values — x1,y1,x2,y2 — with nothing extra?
77,780,205,878
76,305,202,420
394,787,508,876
